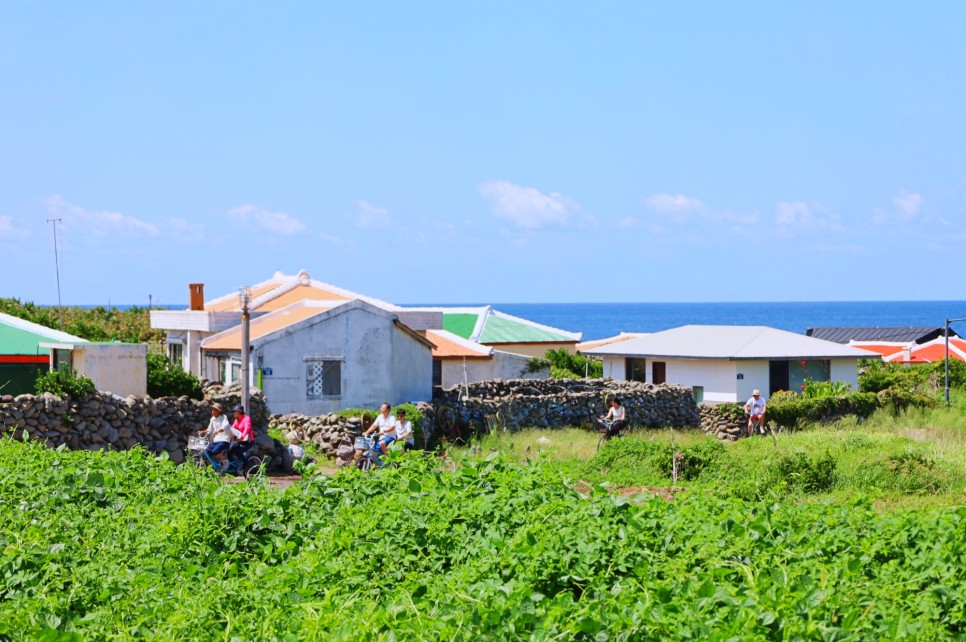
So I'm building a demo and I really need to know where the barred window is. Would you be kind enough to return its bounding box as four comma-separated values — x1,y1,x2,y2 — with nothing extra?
306,360,341,398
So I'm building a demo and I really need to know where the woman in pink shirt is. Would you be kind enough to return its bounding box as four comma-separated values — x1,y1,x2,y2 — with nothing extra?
229,404,254,461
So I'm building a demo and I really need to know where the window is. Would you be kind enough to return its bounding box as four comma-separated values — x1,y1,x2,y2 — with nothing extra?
625,358,647,382
307,359,342,398
168,342,184,366
432,360,442,388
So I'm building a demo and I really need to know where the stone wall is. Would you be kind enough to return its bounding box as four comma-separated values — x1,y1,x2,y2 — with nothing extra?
270,412,364,459
699,403,746,441
0,383,272,464
432,378,701,431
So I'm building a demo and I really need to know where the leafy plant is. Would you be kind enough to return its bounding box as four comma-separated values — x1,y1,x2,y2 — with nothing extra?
801,378,852,398
146,353,202,399
544,348,602,379
34,368,96,399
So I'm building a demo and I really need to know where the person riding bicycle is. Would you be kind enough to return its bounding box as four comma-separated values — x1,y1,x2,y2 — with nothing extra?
363,402,397,457
744,389,767,437
199,402,233,472
228,404,255,463
393,408,415,452
598,397,627,437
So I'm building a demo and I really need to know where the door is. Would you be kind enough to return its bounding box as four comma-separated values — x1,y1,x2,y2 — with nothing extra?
652,361,666,385
769,360,789,396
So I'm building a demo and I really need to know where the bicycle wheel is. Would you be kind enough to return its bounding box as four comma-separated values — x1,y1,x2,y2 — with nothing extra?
244,456,264,481
356,455,373,471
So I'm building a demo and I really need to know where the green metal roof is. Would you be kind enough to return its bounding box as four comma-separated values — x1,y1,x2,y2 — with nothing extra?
442,313,479,340
478,314,575,344
0,323,58,356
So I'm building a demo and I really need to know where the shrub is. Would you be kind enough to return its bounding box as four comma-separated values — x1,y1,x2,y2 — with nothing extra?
146,354,202,399
35,368,96,399
767,391,886,429
859,361,928,393
802,379,852,398
772,451,837,493
715,402,746,423
544,348,603,379
526,357,551,373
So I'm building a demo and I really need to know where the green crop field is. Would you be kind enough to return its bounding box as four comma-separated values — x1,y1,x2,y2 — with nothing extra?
2,404,965,641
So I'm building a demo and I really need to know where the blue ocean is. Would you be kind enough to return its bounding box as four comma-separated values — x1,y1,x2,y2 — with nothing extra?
117,300,966,342
444,301,966,341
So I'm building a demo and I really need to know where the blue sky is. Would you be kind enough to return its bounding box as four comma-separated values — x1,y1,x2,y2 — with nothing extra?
2,2,965,305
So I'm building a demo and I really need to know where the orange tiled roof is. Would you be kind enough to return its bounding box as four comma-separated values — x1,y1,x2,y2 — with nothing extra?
425,329,492,359
203,302,337,351
203,269,399,313
884,339,966,364
848,342,907,358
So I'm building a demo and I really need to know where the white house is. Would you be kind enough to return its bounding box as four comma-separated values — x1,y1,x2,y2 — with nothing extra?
200,299,434,414
581,325,879,403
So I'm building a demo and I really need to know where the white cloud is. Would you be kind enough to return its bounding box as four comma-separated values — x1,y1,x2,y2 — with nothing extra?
644,193,757,225
0,215,29,240
164,217,206,241
45,195,160,237
893,189,922,220
354,200,391,229
479,180,574,229
775,201,842,232
319,231,343,244
228,204,307,235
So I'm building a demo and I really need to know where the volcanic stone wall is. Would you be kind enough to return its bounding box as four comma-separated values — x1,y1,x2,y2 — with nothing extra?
432,378,701,431
0,383,271,464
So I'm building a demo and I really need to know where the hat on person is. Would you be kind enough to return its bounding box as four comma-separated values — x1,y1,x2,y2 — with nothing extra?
752,389,761,396
233,404,245,414
210,402,224,412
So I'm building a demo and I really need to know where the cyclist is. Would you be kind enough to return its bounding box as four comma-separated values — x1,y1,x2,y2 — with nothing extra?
228,404,255,463
199,402,232,472
744,389,767,437
598,397,627,437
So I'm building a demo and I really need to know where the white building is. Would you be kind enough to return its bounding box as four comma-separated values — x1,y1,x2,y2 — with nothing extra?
581,325,878,403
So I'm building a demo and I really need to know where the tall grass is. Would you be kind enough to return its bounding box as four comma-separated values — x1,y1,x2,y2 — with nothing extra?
453,403,966,506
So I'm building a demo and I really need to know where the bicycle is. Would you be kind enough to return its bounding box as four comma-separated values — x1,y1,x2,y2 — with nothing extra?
188,435,264,480
595,417,626,451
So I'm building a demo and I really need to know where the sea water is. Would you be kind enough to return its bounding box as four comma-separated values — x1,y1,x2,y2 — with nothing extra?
455,301,966,341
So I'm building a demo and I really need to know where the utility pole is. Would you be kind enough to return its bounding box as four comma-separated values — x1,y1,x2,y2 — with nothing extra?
945,317,966,405
240,287,251,414
46,218,64,330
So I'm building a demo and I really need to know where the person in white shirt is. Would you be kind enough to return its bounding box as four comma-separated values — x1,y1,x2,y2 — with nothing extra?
393,408,415,452
598,397,627,435
199,402,233,471
363,402,397,455
744,389,767,437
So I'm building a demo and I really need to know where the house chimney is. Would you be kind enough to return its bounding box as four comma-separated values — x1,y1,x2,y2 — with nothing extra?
902,345,912,362
189,283,205,311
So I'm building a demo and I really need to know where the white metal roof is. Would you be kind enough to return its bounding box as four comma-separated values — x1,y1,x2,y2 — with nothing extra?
581,325,878,360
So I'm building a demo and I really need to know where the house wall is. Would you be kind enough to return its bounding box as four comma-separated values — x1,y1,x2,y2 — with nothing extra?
488,342,577,358
390,324,434,405
439,351,536,388
667,359,740,402
602,357,625,380
830,359,860,391
73,344,148,397
254,307,432,414
734,360,770,403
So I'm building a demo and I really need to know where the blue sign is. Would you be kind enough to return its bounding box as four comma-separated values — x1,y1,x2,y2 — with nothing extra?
262,367,273,376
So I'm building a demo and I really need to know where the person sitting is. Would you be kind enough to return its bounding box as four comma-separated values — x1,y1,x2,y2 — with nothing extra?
363,402,396,456
744,389,767,436
392,408,415,453
228,404,255,463
599,397,627,436
199,402,232,472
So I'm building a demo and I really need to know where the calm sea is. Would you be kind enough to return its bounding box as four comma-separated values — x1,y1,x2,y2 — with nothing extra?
109,300,966,342
425,301,966,341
